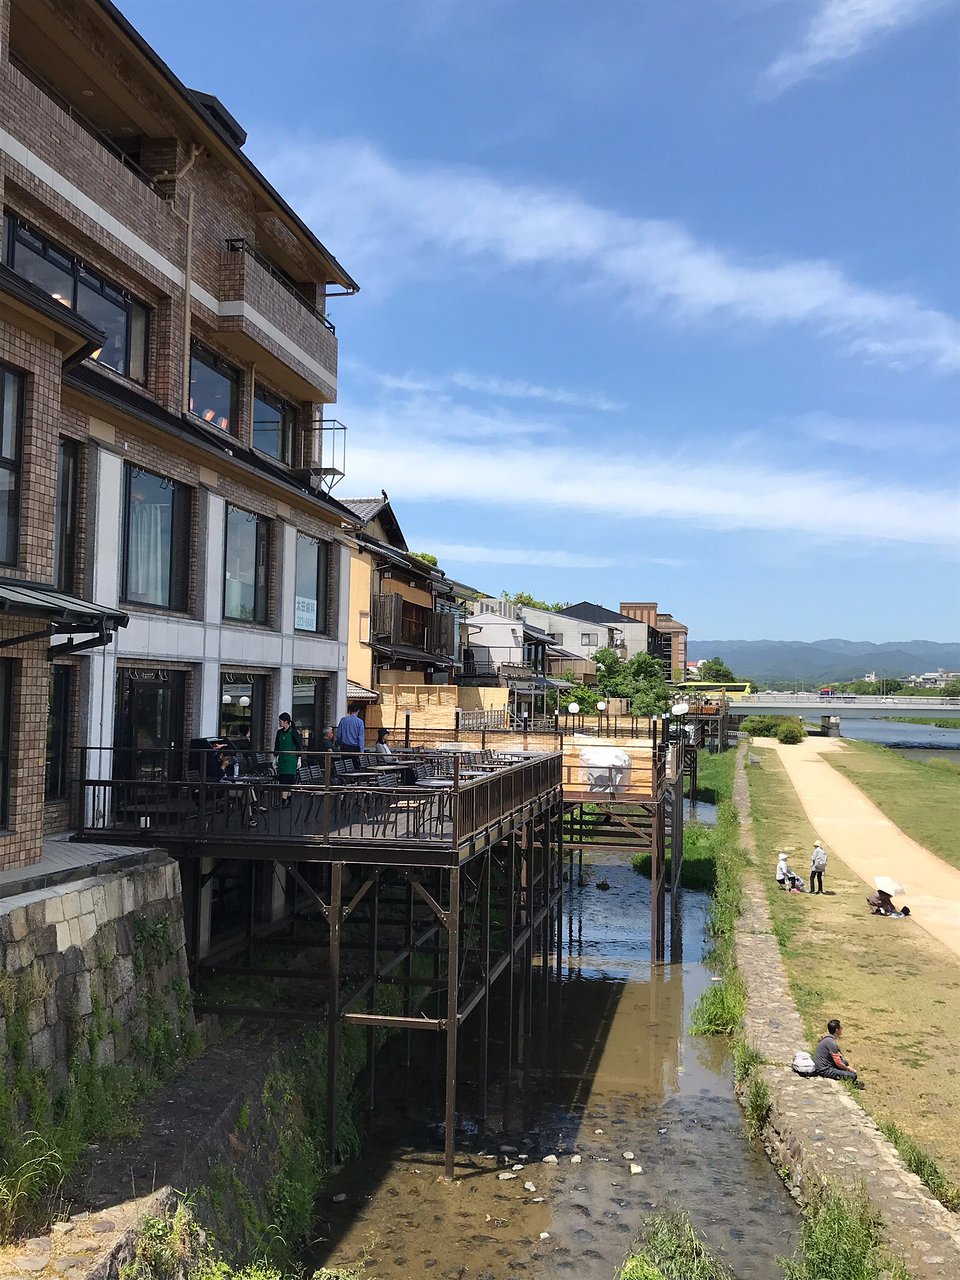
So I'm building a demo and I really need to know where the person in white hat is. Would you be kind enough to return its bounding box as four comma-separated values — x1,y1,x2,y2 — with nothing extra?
809,840,828,895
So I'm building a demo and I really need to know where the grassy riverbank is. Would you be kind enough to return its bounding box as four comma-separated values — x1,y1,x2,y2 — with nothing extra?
825,739,960,871
632,749,736,890
886,715,960,730
746,741,960,1196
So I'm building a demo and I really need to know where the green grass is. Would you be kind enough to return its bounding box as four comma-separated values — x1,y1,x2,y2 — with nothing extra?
686,747,737,804
779,1185,911,1280
826,739,960,870
690,970,746,1035
632,820,717,890
619,1211,735,1280
887,716,960,730
732,1037,764,1084
744,1074,771,1139
877,1120,960,1211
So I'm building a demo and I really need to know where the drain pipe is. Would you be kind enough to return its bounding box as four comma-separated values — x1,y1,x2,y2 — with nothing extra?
180,190,195,415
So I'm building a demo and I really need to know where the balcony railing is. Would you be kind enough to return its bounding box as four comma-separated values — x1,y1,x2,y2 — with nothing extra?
224,240,335,332
75,748,562,862
372,595,458,657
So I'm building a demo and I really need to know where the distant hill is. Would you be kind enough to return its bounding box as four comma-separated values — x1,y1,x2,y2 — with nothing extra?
686,639,960,684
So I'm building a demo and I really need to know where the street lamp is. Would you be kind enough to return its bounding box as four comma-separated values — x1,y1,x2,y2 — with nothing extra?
596,699,607,736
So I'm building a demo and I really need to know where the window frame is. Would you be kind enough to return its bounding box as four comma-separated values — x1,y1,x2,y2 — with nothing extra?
53,437,79,592
0,660,12,828
252,383,297,465
45,665,71,801
3,212,148,382
294,533,330,634
189,341,240,436
223,505,270,625
0,362,23,568
120,464,191,611
581,632,598,647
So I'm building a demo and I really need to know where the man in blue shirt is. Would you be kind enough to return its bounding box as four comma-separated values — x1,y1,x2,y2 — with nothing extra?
336,705,366,754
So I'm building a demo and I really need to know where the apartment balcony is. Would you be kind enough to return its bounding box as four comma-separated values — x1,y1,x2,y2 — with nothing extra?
371,594,459,665
218,240,339,401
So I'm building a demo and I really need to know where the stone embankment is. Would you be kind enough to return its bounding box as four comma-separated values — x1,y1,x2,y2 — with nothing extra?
732,749,960,1279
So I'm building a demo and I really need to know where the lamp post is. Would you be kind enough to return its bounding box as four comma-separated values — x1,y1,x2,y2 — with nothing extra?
566,701,580,734
596,699,607,737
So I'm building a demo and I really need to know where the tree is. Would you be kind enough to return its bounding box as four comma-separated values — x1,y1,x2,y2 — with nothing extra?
411,551,438,567
696,657,736,682
500,590,571,612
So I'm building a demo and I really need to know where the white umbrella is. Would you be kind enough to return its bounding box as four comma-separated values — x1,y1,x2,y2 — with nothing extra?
874,875,905,897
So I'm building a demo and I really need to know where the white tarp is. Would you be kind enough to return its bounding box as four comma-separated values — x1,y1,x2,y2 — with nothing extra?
578,744,632,794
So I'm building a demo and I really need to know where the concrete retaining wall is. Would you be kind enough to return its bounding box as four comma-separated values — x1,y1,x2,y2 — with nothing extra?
733,748,960,1278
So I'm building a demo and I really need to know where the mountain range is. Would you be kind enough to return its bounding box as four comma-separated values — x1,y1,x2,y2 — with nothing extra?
686,639,960,684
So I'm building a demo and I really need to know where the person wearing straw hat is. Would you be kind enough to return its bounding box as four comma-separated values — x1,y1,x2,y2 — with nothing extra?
809,840,828,894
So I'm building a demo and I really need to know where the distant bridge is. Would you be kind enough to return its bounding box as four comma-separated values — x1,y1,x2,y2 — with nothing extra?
728,694,960,721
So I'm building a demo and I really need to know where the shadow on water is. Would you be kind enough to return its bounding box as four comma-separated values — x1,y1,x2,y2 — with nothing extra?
307,857,798,1279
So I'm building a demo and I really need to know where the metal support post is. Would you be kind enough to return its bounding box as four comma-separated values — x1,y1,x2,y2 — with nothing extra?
326,862,343,1158
443,866,461,1179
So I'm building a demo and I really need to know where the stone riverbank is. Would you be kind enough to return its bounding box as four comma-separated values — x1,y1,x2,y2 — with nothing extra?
732,746,960,1279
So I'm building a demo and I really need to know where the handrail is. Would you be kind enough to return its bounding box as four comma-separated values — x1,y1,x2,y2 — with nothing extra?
224,239,335,333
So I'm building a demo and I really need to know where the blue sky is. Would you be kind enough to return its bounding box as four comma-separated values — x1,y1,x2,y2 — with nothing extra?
124,0,959,641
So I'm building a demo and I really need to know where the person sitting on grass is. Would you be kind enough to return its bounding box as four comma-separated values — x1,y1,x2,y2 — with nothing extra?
814,1019,864,1089
776,851,803,892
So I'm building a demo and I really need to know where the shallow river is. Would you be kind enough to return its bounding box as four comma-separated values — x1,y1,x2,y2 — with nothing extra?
309,856,798,1279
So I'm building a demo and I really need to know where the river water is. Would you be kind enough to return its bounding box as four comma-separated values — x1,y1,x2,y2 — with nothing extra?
309,855,797,1279
804,716,960,762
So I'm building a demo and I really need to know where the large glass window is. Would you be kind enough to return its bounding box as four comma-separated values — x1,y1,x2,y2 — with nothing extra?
224,506,269,623
46,666,71,800
0,661,11,828
189,342,239,435
253,385,296,463
293,675,329,753
294,534,329,633
0,365,23,566
4,214,148,381
219,672,268,748
54,438,79,592
121,465,190,610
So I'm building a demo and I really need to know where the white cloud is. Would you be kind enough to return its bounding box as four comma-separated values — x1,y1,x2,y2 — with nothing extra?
360,365,622,411
338,398,960,547
267,139,960,373
792,411,960,453
763,0,951,93
420,543,617,569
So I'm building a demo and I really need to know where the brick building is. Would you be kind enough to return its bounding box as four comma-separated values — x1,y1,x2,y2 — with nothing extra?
0,0,359,869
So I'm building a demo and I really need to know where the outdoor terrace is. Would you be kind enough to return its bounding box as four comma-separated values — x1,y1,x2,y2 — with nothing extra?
76,748,562,868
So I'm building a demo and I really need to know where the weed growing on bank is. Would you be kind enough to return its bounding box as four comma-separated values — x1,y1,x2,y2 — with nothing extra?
744,1075,771,1139
732,1037,764,1084
778,1185,911,1280
618,1210,735,1280
878,1120,960,1212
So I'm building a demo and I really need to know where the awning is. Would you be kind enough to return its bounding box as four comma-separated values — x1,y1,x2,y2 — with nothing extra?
0,580,127,656
508,677,549,692
346,679,379,703
372,643,460,669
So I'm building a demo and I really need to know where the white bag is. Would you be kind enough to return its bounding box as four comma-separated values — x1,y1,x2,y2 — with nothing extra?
791,1050,817,1077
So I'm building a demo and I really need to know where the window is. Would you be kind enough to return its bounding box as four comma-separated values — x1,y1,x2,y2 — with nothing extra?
0,365,23,566
53,438,79,592
4,214,148,381
580,632,598,647
189,342,239,435
294,533,329,633
292,675,329,752
121,465,190,610
46,666,71,800
0,661,11,827
253,385,296,463
224,506,269,623
219,672,268,747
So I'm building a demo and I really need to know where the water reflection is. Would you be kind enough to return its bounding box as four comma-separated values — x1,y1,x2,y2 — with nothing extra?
309,857,797,1280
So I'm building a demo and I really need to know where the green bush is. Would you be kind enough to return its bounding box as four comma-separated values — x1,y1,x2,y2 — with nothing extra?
741,715,785,737
776,720,806,745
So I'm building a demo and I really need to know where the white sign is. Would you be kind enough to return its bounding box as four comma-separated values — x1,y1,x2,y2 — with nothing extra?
295,595,317,631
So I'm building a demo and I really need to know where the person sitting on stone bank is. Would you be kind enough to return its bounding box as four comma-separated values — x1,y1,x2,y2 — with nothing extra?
814,1019,864,1089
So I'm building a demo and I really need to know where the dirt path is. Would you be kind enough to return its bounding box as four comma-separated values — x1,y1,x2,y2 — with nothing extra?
768,737,960,960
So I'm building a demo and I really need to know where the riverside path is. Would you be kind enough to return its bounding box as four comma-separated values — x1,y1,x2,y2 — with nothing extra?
766,737,960,961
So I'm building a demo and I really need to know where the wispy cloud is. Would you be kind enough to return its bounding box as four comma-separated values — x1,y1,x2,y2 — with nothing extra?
356,364,622,412
792,410,960,454
420,542,617,569
339,398,960,547
268,139,960,373
763,0,951,93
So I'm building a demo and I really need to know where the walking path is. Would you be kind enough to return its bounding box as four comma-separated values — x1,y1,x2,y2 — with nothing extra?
733,748,960,1278
768,737,960,961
